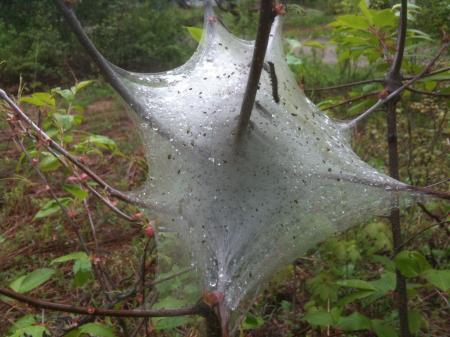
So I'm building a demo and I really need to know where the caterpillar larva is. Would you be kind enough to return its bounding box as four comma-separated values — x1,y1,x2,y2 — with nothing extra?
267,61,280,104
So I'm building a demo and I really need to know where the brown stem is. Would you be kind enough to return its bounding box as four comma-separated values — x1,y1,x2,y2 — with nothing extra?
385,2,411,336
404,66,450,80
305,78,384,92
0,287,201,318
323,91,378,110
386,102,411,337
406,87,450,98
236,0,276,140
305,66,449,93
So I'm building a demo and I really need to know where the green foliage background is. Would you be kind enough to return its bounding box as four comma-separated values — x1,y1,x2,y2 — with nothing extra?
0,0,199,88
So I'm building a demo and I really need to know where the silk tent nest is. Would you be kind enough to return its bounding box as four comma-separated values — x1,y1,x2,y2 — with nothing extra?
55,0,444,328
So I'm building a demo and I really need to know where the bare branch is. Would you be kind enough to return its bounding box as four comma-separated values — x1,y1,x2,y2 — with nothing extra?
322,91,378,110
305,66,449,93
236,0,276,139
305,79,384,92
405,66,450,80
406,87,450,98
0,287,201,318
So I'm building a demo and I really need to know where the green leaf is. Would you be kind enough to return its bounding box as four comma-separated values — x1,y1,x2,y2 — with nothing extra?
185,26,203,43
154,317,190,330
53,88,75,103
359,0,373,24
336,279,377,291
152,297,191,330
407,29,433,41
337,312,371,331
370,272,396,295
73,259,92,287
304,40,325,49
8,315,36,333
63,184,88,200
20,92,55,107
242,313,265,330
422,269,450,291
51,252,89,264
85,135,117,152
39,152,60,172
53,113,76,131
34,197,72,219
51,252,92,287
63,329,81,337
338,290,374,306
372,9,396,28
303,311,333,326
72,80,94,95
372,255,395,271
332,15,370,30
394,250,432,278
423,80,437,91
408,310,423,333
79,323,116,337
9,268,55,293
9,325,49,337
371,320,398,337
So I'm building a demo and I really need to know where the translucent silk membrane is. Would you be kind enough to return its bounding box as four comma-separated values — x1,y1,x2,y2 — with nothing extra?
109,10,416,310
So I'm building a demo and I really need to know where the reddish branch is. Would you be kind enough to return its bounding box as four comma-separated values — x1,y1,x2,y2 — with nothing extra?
0,287,201,318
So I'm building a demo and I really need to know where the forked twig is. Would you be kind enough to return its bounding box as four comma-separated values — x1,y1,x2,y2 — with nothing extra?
344,41,450,129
